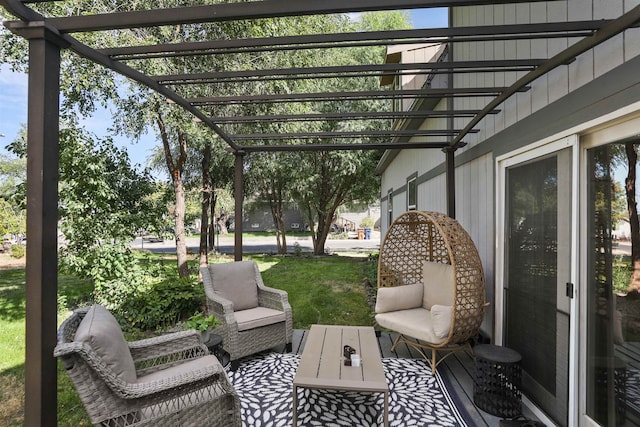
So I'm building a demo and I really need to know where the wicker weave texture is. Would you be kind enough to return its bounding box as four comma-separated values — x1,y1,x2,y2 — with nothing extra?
378,211,487,347
201,261,293,362
55,308,242,426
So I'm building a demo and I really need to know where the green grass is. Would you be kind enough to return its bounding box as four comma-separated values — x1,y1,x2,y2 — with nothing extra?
0,268,94,426
0,253,376,425
253,254,374,329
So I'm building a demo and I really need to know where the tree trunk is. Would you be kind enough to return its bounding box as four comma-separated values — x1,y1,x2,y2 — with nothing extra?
267,181,287,255
173,173,189,277
199,141,212,268
156,107,189,278
209,193,217,251
625,143,640,291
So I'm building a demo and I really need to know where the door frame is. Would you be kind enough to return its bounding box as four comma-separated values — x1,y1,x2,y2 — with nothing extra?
495,135,579,427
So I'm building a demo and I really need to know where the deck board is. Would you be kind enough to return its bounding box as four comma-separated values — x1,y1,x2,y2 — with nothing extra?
285,329,539,427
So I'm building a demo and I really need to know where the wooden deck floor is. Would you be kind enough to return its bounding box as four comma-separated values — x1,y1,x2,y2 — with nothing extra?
289,329,540,427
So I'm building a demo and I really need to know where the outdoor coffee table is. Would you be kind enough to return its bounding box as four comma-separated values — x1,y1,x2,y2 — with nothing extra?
292,324,389,426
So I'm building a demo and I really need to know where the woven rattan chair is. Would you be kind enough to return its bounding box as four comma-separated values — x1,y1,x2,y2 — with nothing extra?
375,211,488,373
55,305,241,426
201,260,293,370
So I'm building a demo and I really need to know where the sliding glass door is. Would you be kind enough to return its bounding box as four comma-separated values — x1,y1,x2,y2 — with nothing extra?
585,142,640,426
504,148,572,426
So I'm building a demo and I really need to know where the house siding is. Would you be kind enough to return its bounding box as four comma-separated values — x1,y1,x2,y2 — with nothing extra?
379,0,640,341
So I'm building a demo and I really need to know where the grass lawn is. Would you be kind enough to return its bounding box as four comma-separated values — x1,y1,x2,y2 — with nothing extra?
0,252,376,426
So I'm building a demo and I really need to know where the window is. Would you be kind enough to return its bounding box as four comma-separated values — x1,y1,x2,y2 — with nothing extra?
407,176,417,211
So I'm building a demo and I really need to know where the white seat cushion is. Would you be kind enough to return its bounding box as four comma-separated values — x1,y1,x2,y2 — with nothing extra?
375,308,446,345
234,307,286,332
422,261,454,309
375,283,423,314
430,304,453,339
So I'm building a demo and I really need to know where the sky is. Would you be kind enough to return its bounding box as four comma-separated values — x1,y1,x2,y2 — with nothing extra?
0,8,448,168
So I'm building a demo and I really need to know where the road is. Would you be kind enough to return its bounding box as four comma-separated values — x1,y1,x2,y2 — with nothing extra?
132,231,381,254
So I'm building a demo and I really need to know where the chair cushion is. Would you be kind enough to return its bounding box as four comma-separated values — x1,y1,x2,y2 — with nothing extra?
74,305,137,383
234,307,286,332
375,284,423,314
422,261,454,309
210,261,259,311
136,355,221,384
430,304,453,339
375,308,446,345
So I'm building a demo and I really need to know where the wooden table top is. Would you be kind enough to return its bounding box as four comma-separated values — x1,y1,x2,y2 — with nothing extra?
293,325,388,392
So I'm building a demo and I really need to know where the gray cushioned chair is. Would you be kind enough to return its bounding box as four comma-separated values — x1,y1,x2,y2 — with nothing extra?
55,305,241,426
201,260,293,370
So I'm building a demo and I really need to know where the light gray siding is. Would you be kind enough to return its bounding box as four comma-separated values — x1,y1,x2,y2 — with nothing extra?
379,0,640,338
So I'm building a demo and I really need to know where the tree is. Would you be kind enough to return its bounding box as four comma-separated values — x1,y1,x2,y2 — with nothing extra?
0,149,26,240
240,12,409,255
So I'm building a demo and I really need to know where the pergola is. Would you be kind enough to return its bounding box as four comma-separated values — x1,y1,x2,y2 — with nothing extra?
1,0,639,424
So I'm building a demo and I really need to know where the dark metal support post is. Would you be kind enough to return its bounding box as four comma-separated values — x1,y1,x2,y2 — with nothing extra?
445,148,456,219
233,151,245,261
446,7,456,220
23,25,64,427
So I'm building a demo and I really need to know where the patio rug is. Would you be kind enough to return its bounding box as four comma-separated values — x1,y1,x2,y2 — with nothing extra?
226,352,471,427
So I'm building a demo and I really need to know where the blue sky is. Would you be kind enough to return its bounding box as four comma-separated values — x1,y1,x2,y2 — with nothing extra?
0,8,447,168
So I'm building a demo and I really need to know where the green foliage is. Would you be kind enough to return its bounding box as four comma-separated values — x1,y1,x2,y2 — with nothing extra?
185,312,220,332
9,245,24,259
57,127,163,251
360,217,375,228
613,255,633,294
116,277,202,331
293,242,303,257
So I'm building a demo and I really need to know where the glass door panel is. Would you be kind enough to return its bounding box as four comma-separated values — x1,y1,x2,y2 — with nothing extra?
505,149,571,426
586,143,640,426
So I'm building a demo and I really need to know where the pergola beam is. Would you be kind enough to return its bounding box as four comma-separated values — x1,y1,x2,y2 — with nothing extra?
189,87,528,106
231,129,478,140
240,140,451,152
153,60,543,84
100,21,606,59
50,0,551,33
206,110,500,124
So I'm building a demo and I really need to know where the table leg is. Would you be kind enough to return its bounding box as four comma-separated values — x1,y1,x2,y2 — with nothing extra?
292,385,298,427
383,391,389,427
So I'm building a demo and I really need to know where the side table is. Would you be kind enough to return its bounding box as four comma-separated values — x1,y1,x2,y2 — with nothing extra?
473,344,522,418
202,332,228,365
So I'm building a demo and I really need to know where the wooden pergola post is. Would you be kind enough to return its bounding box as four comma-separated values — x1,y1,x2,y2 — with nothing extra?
17,22,66,427
233,150,245,261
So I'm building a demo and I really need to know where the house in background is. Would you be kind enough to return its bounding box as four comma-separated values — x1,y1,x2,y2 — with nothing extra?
377,2,640,426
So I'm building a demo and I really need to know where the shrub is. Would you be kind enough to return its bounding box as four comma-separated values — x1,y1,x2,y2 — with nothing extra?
360,217,374,228
10,244,25,259
115,277,203,331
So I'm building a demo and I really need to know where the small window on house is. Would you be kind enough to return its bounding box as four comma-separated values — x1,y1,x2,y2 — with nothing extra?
407,176,417,211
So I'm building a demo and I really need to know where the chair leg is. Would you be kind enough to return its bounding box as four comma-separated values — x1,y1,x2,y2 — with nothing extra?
230,360,240,371
285,342,292,352
431,349,437,374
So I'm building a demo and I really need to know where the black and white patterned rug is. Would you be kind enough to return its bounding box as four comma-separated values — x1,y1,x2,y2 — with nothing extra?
226,353,470,427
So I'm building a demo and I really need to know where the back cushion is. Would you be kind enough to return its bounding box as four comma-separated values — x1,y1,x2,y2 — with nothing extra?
422,261,454,309
210,261,259,311
74,305,137,383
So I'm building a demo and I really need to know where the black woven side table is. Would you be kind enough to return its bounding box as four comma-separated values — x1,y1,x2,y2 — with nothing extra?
474,344,522,418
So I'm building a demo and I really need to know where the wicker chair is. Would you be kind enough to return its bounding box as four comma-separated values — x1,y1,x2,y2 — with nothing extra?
201,260,293,370
375,211,488,373
55,305,241,426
